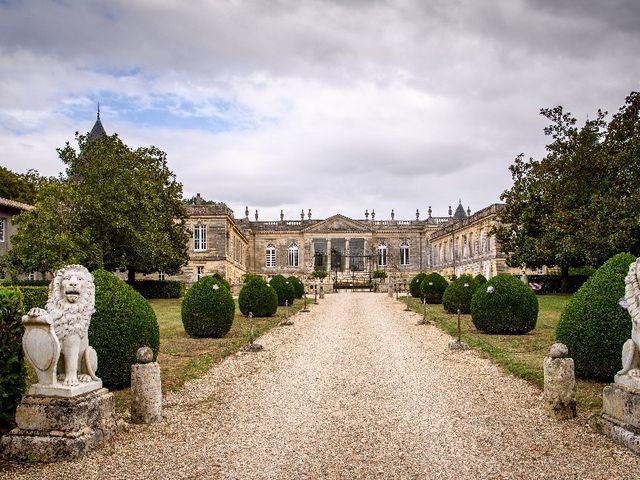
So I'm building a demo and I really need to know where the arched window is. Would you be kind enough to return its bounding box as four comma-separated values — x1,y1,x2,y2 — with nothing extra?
378,243,387,267
288,242,299,267
266,244,276,268
400,241,410,265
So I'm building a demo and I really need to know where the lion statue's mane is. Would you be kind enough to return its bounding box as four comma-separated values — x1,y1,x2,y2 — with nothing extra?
46,265,96,340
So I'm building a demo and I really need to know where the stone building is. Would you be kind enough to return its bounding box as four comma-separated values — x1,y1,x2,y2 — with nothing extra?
76,113,510,286
180,194,508,287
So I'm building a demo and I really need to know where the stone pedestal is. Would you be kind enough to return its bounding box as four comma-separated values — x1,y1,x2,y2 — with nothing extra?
543,344,576,420
131,362,162,424
590,383,640,454
319,286,325,299
0,388,115,462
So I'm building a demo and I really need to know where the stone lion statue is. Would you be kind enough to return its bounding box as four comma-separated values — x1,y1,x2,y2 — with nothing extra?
618,257,640,380
26,265,99,387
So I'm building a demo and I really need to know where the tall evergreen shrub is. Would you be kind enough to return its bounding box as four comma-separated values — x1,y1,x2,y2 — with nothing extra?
0,288,25,429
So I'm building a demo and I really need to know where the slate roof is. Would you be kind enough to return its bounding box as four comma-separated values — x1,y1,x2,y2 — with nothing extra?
88,110,107,141
453,201,467,219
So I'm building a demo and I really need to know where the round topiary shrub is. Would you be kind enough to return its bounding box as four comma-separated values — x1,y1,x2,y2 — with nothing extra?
410,273,428,298
288,276,304,299
474,274,487,285
420,272,448,304
89,270,160,389
269,275,295,306
209,272,231,291
239,277,278,317
181,275,235,338
555,252,635,380
470,273,538,334
442,274,478,314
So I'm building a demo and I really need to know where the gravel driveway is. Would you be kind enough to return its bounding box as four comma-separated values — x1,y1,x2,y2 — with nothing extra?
3,292,640,479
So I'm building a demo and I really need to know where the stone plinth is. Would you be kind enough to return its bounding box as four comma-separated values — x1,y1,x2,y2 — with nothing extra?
1,388,115,462
131,362,163,424
29,380,102,398
543,344,576,420
590,384,640,455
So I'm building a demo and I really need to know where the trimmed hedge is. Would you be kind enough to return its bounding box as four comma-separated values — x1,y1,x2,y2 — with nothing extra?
288,276,305,299
442,274,478,314
239,277,278,317
89,270,160,389
410,273,428,298
17,286,49,312
420,272,448,304
0,279,49,287
556,253,635,380
526,274,590,294
181,275,235,338
0,288,25,430
269,275,295,306
129,280,184,299
470,274,538,334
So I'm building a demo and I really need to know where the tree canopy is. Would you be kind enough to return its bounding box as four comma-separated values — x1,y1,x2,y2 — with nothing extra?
0,167,39,204
494,92,640,290
4,133,190,280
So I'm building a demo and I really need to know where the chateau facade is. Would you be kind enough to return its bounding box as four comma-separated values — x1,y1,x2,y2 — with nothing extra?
178,195,509,287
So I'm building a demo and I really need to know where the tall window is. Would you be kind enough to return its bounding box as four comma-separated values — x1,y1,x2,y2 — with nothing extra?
0,217,5,242
288,243,299,267
266,244,276,268
378,243,387,267
400,241,410,265
194,224,207,251
196,266,204,280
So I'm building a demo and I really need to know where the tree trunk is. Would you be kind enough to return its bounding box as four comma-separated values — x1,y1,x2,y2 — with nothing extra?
127,267,136,283
560,264,570,294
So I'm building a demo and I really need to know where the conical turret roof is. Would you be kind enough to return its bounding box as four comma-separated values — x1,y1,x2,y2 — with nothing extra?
453,200,467,219
88,106,106,141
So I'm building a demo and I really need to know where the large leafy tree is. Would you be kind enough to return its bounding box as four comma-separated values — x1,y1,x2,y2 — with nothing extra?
5,133,190,280
0,167,39,204
494,92,640,291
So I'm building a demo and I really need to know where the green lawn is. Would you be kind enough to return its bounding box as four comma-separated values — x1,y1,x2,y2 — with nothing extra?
111,296,310,411
403,293,606,415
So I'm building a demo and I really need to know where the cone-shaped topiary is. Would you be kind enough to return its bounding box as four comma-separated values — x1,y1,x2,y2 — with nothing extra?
239,276,278,317
442,274,479,314
555,252,635,380
420,272,448,304
181,275,235,338
410,273,428,298
470,273,538,334
269,275,295,306
474,274,487,285
89,270,160,389
288,276,304,299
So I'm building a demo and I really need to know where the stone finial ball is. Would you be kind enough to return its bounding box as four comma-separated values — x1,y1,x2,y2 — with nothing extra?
549,342,569,358
136,346,154,364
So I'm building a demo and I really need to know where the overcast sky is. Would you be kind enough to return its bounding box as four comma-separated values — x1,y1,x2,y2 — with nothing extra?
1,0,639,221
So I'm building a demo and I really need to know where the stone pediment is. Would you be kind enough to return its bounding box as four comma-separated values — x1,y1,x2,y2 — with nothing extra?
302,214,371,233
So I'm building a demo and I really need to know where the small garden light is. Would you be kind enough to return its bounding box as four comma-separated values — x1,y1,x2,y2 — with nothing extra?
487,286,495,294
